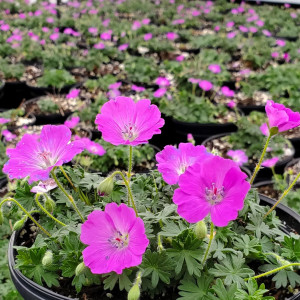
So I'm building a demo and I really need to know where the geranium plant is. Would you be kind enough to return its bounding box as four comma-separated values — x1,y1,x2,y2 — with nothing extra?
0,98,300,300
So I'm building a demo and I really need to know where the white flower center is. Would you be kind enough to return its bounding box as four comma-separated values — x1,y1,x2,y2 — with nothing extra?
109,231,129,249
205,183,225,205
122,123,138,141
38,151,55,168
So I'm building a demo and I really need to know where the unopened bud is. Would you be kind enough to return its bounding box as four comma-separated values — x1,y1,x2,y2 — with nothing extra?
45,197,56,212
75,262,86,276
13,217,26,231
187,133,195,145
42,250,53,266
0,209,3,225
194,221,207,239
97,176,114,195
128,284,140,300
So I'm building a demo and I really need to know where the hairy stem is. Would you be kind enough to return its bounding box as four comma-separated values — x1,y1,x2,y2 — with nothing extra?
202,222,214,265
0,198,50,236
35,194,66,226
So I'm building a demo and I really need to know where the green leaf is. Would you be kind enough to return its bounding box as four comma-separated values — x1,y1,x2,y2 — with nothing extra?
167,229,203,277
233,235,261,256
140,250,175,288
235,279,274,300
178,275,213,300
14,182,34,210
282,236,300,261
103,269,132,292
209,253,255,287
206,278,238,300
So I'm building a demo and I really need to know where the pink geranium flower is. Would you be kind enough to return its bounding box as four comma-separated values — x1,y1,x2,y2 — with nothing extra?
109,82,122,90
50,32,59,41
77,137,106,156
144,33,152,41
100,31,112,40
208,64,221,74
88,27,98,35
156,143,210,185
80,203,149,274
260,123,269,136
0,118,10,124
262,29,272,37
132,20,141,31
227,32,236,39
173,156,250,227
31,179,57,193
142,18,150,25
64,116,80,129
94,42,105,49
271,52,279,58
221,86,235,97
153,88,167,98
118,44,128,51
227,150,248,166
132,85,145,93
1,24,10,31
155,77,170,87
66,89,80,99
227,100,236,109
166,32,178,40
262,157,279,168
107,89,121,99
265,100,300,133
95,97,164,146
176,55,185,62
276,40,286,47
2,129,16,141
199,80,213,91
3,125,84,182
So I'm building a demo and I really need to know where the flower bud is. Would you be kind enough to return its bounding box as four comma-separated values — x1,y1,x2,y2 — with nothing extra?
75,262,86,276
194,221,207,239
128,284,140,300
45,197,56,212
0,209,3,225
42,250,53,266
97,176,114,195
13,217,26,231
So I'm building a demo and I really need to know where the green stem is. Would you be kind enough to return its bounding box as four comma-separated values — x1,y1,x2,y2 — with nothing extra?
249,134,272,185
192,84,196,96
110,171,139,217
245,263,300,281
35,194,66,227
127,146,133,181
0,198,50,236
202,222,214,265
264,171,300,218
51,170,85,222
59,166,90,205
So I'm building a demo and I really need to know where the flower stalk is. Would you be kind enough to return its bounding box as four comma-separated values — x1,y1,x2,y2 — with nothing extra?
202,222,214,265
35,194,66,227
249,133,272,185
51,170,85,222
264,171,300,218
0,198,50,237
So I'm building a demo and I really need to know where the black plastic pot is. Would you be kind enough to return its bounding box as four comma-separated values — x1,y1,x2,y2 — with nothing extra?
170,118,238,146
237,104,265,116
289,137,300,158
26,82,82,96
23,97,73,125
202,133,295,183
8,194,300,300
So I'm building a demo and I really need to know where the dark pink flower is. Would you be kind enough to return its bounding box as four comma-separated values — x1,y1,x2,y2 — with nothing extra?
291,13,297,19
64,116,80,129
260,123,269,136
227,100,236,109
271,52,279,58
144,33,152,41
226,21,234,28
153,88,167,98
156,143,210,185
118,44,128,51
172,19,185,25
2,129,16,141
221,86,235,98
155,77,170,87
276,40,286,47
66,89,80,99
31,179,57,193
262,157,279,168
214,25,220,31
81,203,149,274
262,29,272,37
88,27,98,35
166,32,178,40
1,24,10,31
100,31,112,40
256,20,264,27
176,55,185,62
0,118,10,124
3,125,84,182
49,32,59,41
283,52,290,62
227,150,248,166
132,21,141,31
109,82,122,90
199,80,213,91
132,85,145,93
239,25,248,33
95,97,164,146
227,32,236,39
84,139,106,156
265,100,300,132
208,64,221,74
142,18,150,25
249,27,258,33
94,42,105,49
102,19,110,27
173,156,250,227
107,89,121,99
188,78,200,84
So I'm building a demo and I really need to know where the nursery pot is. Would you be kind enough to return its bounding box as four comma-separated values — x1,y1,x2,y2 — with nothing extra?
202,133,295,182
237,104,265,116
170,118,238,146
8,194,300,300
